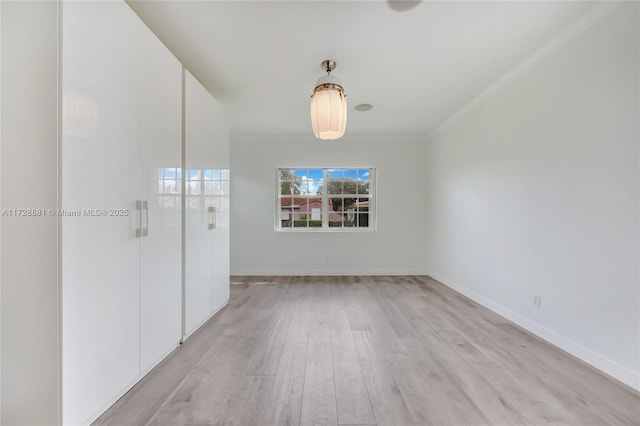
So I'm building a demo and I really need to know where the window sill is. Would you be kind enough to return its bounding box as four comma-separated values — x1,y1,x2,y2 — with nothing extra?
274,227,376,233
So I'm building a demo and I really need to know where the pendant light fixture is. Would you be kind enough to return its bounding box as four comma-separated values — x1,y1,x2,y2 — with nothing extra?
310,60,347,140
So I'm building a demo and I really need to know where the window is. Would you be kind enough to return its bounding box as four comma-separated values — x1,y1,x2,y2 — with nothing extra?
276,168,375,231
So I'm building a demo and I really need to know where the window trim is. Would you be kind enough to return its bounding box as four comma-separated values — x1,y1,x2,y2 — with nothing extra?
274,167,376,232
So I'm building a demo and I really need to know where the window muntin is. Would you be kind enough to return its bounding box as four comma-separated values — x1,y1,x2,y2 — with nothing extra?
276,168,374,231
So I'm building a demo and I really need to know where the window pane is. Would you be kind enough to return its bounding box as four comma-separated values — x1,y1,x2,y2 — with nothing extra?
343,179,359,196
328,197,339,212
345,202,357,225
294,169,322,196
279,169,293,183
357,169,370,194
280,197,292,212
343,169,357,180
360,182,370,194
328,203,343,226
327,169,342,180
355,198,369,212
280,182,290,195
280,197,292,228
221,169,229,180
327,177,342,194
343,198,356,211
293,218,308,228
307,169,323,196
356,212,370,227
299,180,309,195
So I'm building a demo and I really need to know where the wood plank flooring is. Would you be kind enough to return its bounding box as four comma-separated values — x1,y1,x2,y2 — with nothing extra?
94,276,640,426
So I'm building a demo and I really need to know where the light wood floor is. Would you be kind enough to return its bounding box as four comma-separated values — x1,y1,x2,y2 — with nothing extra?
94,276,640,426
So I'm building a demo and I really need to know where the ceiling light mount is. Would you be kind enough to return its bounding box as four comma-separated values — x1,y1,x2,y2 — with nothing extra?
321,59,336,74
310,59,347,140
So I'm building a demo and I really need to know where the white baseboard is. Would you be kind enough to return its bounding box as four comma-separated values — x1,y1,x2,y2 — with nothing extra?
230,268,429,276
430,273,640,392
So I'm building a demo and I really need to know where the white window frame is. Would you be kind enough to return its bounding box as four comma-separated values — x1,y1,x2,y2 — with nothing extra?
275,167,376,232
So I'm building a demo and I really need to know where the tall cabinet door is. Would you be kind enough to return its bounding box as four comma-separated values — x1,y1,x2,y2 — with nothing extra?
183,70,230,338
62,1,183,423
137,20,183,374
184,70,215,337
61,2,142,424
209,97,230,314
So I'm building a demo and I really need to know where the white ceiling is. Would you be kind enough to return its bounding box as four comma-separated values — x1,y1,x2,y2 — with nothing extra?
128,0,597,137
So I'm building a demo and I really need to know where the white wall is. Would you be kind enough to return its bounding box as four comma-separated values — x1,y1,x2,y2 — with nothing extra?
0,1,61,424
425,2,639,390
231,134,427,276
0,1,3,418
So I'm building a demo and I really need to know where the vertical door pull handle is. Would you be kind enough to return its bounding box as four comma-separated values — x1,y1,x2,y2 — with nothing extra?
142,200,149,237
208,206,216,230
136,200,143,238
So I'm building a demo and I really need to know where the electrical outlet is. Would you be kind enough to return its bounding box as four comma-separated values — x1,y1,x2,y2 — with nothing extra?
533,296,541,309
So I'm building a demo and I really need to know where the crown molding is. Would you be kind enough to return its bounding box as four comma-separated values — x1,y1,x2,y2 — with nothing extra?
426,2,621,142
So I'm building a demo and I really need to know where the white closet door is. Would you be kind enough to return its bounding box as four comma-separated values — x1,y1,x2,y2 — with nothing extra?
61,2,142,424
209,101,231,312
138,19,183,373
211,187,230,313
183,70,230,338
184,70,215,337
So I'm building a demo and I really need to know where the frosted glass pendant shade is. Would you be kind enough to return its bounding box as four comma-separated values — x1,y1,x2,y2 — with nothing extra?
310,62,347,140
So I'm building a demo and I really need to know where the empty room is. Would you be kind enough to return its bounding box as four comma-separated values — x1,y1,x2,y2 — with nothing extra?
1,0,639,425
